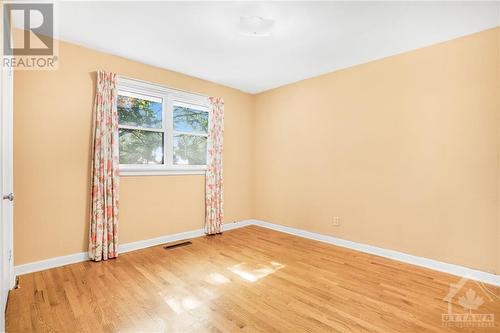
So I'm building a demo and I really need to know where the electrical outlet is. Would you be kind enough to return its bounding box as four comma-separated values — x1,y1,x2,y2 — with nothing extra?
333,216,341,226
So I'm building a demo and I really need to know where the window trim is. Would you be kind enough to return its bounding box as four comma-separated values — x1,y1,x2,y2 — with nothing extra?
117,76,209,176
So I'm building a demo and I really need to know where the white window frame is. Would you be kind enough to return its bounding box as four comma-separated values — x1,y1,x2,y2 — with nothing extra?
117,76,209,176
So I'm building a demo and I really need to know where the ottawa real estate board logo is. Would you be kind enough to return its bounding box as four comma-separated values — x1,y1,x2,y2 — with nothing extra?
3,2,58,70
442,277,497,328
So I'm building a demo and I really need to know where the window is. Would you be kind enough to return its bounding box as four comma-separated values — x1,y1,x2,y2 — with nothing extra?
117,77,209,176
172,102,209,165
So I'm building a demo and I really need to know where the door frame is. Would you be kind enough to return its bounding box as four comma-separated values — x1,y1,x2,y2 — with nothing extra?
0,2,15,329
1,52,14,290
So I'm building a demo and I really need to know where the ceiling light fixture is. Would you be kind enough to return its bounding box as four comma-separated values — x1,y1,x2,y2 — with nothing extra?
239,16,275,37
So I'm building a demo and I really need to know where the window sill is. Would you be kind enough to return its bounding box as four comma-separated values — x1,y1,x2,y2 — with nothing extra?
119,165,206,176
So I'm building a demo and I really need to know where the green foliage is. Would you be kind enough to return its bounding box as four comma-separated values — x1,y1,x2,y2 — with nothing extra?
118,95,208,165
173,106,208,133
174,135,207,165
118,96,163,164
119,129,163,164
118,95,162,128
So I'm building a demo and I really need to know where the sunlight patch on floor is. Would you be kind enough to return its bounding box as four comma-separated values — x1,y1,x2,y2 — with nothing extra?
228,261,285,282
206,272,231,285
164,295,202,314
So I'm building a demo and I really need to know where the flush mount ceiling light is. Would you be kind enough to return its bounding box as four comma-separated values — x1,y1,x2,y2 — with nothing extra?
239,16,275,37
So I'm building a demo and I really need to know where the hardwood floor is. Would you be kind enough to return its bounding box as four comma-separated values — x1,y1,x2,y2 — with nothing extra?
6,226,500,332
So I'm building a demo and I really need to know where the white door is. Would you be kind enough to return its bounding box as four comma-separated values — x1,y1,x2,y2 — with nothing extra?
0,21,14,330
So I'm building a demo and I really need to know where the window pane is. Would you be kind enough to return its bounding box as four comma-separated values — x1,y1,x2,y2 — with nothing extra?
173,105,208,134
173,134,207,165
118,91,162,129
119,129,164,164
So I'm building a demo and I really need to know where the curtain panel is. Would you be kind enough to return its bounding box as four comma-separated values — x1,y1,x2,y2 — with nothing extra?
89,70,120,261
205,97,224,235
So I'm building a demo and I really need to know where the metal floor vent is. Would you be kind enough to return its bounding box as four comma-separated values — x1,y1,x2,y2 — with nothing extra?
163,240,192,250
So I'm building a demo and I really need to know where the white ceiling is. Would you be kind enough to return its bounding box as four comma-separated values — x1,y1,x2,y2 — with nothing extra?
55,1,500,94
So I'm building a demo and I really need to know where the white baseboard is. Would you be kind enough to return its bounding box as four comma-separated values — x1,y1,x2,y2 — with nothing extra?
15,252,89,277
14,219,500,287
14,220,252,277
118,220,254,254
119,228,205,254
250,219,500,287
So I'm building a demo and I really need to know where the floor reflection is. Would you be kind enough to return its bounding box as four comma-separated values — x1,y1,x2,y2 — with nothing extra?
161,261,285,319
164,295,202,314
228,261,285,282
206,272,231,285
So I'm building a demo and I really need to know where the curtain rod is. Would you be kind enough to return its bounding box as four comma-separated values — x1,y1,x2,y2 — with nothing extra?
117,74,209,99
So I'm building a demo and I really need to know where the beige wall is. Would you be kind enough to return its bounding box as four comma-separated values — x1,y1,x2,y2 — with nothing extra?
14,28,500,274
254,28,500,273
14,40,254,265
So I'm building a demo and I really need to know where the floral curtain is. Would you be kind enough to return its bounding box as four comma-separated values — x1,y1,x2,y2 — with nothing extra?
89,70,120,261
205,97,224,235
